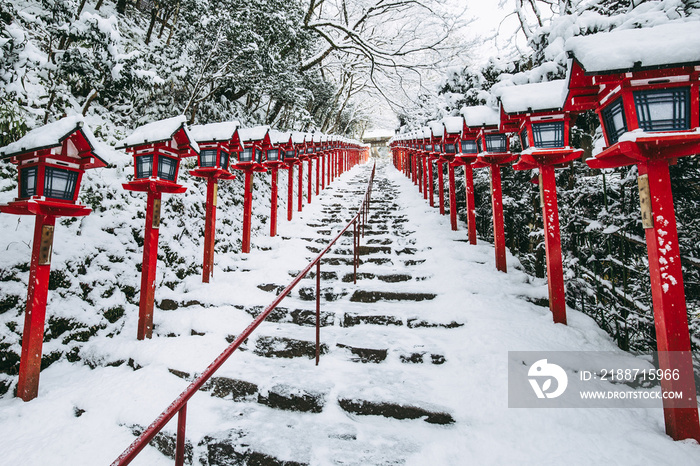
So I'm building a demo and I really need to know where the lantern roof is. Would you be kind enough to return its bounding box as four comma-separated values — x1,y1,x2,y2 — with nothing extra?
0,115,110,168
238,125,270,143
428,120,443,138
498,80,568,114
269,129,292,146
120,115,199,153
421,127,431,139
312,132,324,143
291,131,306,144
565,21,700,74
460,106,500,128
188,121,240,143
442,116,463,135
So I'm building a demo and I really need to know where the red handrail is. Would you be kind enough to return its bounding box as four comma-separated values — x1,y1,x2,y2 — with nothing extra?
112,162,376,465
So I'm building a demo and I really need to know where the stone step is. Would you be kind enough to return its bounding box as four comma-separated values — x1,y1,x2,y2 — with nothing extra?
406,318,465,329
337,399,455,425
341,313,403,327
349,290,436,303
399,352,446,365
243,305,335,327
254,336,328,359
336,343,387,363
201,433,308,466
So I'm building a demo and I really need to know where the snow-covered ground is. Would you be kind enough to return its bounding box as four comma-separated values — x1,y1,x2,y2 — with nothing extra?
0,159,699,465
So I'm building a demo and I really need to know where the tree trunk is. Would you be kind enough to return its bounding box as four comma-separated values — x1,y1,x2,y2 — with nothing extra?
146,8,159,44
116,0,128,15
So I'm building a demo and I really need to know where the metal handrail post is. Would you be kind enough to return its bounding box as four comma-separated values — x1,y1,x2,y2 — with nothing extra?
315,261,321,366
175,404,187,466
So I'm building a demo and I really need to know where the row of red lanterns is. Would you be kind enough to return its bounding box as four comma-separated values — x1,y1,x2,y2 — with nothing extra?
390,22,700,443
0,115,370,401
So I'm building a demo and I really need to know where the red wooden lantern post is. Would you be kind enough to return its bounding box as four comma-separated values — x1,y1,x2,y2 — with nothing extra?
321,136,330,191
233,126,270,254
189,122,238,283
0,116,108,400
265,130,292,237
462,106,515,272
420,130,430,200
286,132,304,219
457,115,482,245
307,133,320,204
441,117,464,231
499,80,583,325
429,121,447,215
120,116,198,340
298,135,311,211
566,23,700,441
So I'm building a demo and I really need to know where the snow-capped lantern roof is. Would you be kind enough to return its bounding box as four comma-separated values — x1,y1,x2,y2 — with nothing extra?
268,129,292,146
565,21,700,74
421,127,432,140
120,115,199,154
461,106,500,128
238,126,270,143
188,121,240,143
498,80,568,114
442,117,463,135
291,131,306,145
428,120,443,139
0,115,110,168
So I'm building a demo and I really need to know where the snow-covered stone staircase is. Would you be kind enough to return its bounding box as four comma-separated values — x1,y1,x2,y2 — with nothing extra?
159,162,466,465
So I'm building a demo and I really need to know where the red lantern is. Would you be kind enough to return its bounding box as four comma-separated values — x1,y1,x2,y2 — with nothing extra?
0,116,108,401
462,105,515,272
441,117,464,231
287,132,305,219
500,80,583,325
566,22,700,442
265,130,292,237
233,126,271,254
120,115,198,340
188,122,238,283
427,121,445,212
457,116,482,245
416,127,431,204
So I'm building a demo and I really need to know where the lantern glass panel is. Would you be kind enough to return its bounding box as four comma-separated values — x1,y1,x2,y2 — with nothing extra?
634,87,690,132
267,149,279,161
20,166,37,198
425,144,433,151
477,138,483,153
255,148,263,163
532,121,565,148
136,154,153,179
601,97,627,144
158,155,178,181
220,151,229,170
199,149,217,168
461,140,478,154
434,144,442,153
306,148,314,154
285,150,295,160
485,134,507,152
520,128,530,150
240,147,253,162
445,143,456,154
44,166,78,200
